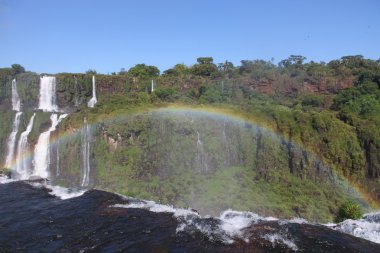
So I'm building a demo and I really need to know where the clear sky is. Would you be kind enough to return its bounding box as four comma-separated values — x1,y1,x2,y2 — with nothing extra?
0,0,379,74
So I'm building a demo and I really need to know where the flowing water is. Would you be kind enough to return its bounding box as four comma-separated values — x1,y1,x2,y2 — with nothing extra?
87,75,97,108
151,79,155,92
33,114,67,179
38,76,58,112
81,117,91,186
4,112,22,168
11,79,21,111
0,180,378,252
15,113,36,179
196,131,208,173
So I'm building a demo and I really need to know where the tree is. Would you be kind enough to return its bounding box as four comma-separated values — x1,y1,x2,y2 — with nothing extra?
279,55,306,68
86,69,97,75
218,61,235,78
128,64,160,79
11,64,25,74
191,57,218,77
197,57,214,65
163,63,189,76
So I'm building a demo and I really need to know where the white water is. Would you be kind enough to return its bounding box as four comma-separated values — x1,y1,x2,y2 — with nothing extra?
113,197,380,247
327,212,380,244
33,114,67,179
28,182,86,200
263,233,298,251
38,76,58,112
56,139,60,176
113,201,282,245
87,75,97,108
196,131,208,172
11,79,21,111
4,112,23,168
151,79,155,92
81,118,91,186
15,113,36,179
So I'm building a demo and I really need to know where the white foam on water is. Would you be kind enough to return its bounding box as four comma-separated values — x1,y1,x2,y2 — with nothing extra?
219,210,260,239
113,201,289,245
263,233,298,251
329,212,380,244
113,201,197,218
0,176,14,184
279,217,308,226
45,184,86,200
28,182,86,200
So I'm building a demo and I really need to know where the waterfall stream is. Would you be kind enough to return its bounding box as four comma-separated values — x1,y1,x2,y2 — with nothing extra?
11,79,21,111
81,118,91,186
151,79,155,93
15,113,36,179
38,76,58,112
87,75,97,108
196,131,208,173
33,114,67,179
4,112,23,168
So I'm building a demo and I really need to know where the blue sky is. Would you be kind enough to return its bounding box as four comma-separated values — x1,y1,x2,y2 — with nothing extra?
0,0,379,74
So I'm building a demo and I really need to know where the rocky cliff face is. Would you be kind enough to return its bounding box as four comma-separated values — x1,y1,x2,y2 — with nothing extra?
0,69,378,221
50,110,367,221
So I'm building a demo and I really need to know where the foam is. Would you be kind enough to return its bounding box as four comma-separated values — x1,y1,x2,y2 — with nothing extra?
331,212,380,244
263,233,298,251
0,176,14,184
28,182,86,200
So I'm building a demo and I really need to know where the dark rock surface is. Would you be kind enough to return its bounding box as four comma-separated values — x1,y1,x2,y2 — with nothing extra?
0,181,378,252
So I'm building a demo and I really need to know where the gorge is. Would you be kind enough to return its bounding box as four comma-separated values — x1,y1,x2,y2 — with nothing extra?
0,56,380,251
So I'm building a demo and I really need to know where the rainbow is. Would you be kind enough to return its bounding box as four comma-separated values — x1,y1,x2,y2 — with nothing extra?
4,103,379,209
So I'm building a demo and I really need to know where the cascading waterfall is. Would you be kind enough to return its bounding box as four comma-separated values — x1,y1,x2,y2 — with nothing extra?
38,76,58,112
11,79,21,111
15,113,36,179
87,75,97,108
4,112,23,168
33,114,67,179
81,117,91,186
74,76,81,107
222,119,230,166
151,79,155,93
56,139,60,176
196,131,208,173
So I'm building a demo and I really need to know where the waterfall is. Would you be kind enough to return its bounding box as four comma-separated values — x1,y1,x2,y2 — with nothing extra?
87,75,97,108
56,139,60,176
222,119,230,166
74,76,80,107
11,79,21,111
151,79,155,93
196,131,208,173
4,112,23,168
81,117,91,186
33,114,67,179
38,76,58,112
15,113,36,179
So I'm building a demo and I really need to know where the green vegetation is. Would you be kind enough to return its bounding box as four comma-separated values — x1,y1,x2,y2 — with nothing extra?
1,55,380,222
336,200,363,222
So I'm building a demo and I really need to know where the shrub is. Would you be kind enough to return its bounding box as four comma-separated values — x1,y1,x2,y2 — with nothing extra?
336,200,363,222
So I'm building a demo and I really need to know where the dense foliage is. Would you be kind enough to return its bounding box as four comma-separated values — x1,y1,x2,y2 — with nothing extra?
1,55,380,221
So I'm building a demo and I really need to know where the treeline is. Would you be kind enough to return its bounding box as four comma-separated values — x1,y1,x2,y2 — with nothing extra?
1,55,380,204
